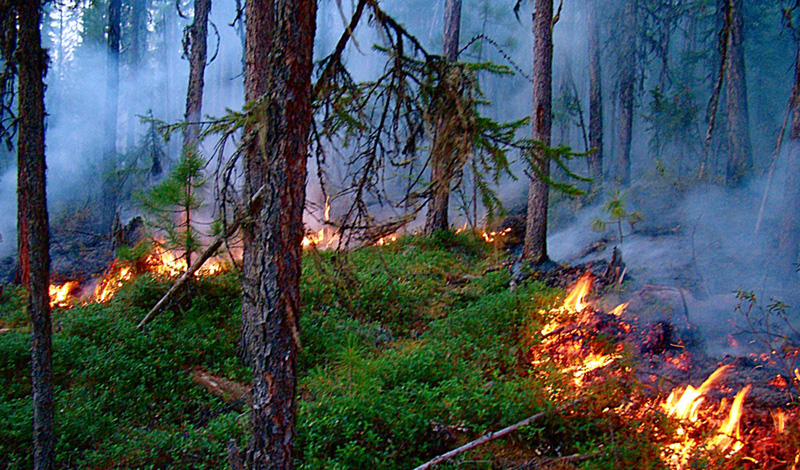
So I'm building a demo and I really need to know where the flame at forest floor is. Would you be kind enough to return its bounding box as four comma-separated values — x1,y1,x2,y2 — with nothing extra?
529,270,797,469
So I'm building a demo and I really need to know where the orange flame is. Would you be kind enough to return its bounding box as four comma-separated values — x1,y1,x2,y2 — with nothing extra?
481,227,512,243
772,410,787,435
609,302,629,316
49,281,79,308
375,234,398,246
93,264,133,303
709,384,750,452
563,272,593,313
662,365,731,421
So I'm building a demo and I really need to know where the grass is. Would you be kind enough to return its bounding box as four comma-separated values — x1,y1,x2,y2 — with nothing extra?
0,231,670,469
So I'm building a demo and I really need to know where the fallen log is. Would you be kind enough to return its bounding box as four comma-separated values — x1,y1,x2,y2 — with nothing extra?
137,185,265,329
411,401,578,470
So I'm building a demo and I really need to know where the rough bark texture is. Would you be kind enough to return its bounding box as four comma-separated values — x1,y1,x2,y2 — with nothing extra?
241,0,316,468
100,0,121,234
723,0,753,186
779,43,800,269
184,0,211,149
615,0,636,186
424,0,462,234
17,0,53,468
587,0,603,188
522,0,554,263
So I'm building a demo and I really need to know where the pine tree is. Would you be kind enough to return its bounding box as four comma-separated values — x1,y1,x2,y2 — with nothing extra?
138,151,207,268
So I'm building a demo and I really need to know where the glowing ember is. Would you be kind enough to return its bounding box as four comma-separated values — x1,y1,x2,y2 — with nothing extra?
375,234,398,246
49,281,79,308
563,272,593,313
481,227,511,243
568,351,620,386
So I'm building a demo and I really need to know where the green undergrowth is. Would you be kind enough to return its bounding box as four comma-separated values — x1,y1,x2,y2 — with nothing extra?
0,232,664,469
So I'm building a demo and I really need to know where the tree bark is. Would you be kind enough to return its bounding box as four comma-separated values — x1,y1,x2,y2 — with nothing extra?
184,0,211,149
723,0,753,186
424,0,462,234
127,0,147,151
17,0,53,468
588,0,603,189
522,0,554,264
100,0,121,235
241,0,315,469
615,0,636,186
778,42,800,270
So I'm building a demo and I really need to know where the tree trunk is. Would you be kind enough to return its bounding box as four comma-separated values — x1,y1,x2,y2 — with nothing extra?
17,0,53,468
241,0,315,469
723,0,753,186
184,0,211,149
615,0,636,186
587,0,603,189
127,0,147,151
100,0,121,234
778,42,800,271
522,0,554,264
424,0,462,234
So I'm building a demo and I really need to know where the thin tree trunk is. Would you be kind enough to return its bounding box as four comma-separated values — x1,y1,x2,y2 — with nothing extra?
522,0,554,264
588,0,603,189
615,0,636,186
184,0,211,149
779,42,800,270
127,0,146,151
424,0,462,234
18,0,53,467
241,0,316,468
723,0,753,186
101,0,121,234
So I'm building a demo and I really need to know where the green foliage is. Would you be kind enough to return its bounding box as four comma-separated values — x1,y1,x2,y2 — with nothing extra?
0,271,245,469
520,139,591,197
592,190,643,243
137,150,208,264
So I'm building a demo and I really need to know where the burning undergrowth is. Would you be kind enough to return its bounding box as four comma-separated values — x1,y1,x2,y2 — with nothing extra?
528,268,800,469
48,242,228,308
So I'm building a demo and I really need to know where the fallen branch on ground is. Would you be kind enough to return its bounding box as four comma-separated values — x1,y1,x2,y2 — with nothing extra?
137,185,265,329
411,401,579,470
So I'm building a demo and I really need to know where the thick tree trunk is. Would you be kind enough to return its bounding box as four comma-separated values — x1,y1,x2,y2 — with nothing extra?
17,1,53,468
522,0,554,264
184,0,211,149
779,43,800,270
723,0,753,186
587,0,603,189
100,0,121,234
615,0,636,186
241,0,315,469
424,0,462,234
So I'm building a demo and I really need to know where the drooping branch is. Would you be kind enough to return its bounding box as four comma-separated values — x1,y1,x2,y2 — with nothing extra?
137,185,265,329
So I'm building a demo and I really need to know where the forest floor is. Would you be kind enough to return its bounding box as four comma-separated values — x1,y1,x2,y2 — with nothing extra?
0,231,798,469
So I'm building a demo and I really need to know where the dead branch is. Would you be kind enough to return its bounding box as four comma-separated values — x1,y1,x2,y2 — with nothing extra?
136,185,265,329
411,402,578,470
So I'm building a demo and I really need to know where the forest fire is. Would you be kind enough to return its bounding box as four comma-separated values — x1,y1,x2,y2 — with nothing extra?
535,271,795,469
49,281,79,308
